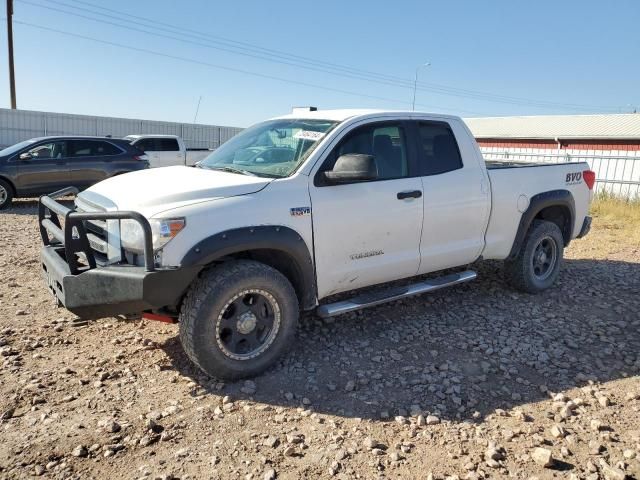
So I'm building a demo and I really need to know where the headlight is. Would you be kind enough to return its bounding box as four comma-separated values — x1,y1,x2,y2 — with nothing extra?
120,217,185,253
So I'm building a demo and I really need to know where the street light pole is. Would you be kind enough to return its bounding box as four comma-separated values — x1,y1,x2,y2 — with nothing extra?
6,0,17,109
411,62,430,111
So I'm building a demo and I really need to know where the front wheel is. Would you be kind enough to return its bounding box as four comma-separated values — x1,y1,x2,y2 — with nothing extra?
0,179,13,210
179,260,299,380
504,220,564,293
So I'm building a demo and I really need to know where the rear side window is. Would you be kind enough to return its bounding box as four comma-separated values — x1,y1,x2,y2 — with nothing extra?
416,122,463,176
133,138,155,152
133,138,179,151
68,140,121,157
158,138,179,151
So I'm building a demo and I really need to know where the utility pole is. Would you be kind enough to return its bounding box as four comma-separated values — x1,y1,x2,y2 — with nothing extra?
411,62,430,111
6,0,17,109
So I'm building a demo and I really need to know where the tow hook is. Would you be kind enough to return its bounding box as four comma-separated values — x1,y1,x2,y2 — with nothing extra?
142,312,178,324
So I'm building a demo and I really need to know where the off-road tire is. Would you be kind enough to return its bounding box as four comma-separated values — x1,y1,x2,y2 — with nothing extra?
504,220,564,293
179,260,299,379
0,179,13,210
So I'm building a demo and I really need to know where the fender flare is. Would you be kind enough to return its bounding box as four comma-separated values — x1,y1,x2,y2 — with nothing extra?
508,189,575,259
180,225,317,310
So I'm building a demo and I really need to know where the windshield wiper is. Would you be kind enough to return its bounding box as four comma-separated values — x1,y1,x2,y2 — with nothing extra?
208,166,258,177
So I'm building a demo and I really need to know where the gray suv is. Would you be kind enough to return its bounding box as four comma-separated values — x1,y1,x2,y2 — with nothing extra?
0,136,149,209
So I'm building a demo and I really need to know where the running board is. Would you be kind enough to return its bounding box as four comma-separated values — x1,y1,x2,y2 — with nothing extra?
316,270,477,318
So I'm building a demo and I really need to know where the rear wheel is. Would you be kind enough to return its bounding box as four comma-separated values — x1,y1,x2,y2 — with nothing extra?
0,179,13,210
504,220,564,293
179,260,299,379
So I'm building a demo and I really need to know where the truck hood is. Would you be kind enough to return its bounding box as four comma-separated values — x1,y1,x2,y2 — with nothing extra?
78,166,272,216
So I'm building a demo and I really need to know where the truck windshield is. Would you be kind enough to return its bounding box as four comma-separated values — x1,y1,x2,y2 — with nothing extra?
199,119,338,178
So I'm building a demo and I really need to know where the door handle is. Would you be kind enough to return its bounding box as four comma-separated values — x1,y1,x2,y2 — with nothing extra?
397,190,422,200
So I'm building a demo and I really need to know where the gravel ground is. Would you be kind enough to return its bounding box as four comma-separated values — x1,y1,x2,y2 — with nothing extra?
0,199,639,480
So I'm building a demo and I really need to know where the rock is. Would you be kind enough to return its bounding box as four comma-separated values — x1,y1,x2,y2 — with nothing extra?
623,449,636,460
34,465,45,476
389,452,404,462
99,418,121,433
531,447,553,467
416,414,426,426
286,433,303,444
175,447,190,458
426,415,440,425
590,419,604,431
395,415,408,425
344,380,356,392
485,444,505,461
328,461,340,476
283,446,296,457
71,445,88,458
550,425,566,438
139,434,159,447
1,408,14,420
263,436,279,448
599,460,626,480
363,437,379,450
263,469,277,480
589,441,604,455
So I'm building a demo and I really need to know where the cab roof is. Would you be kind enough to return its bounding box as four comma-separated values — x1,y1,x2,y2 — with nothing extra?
272,108,461,123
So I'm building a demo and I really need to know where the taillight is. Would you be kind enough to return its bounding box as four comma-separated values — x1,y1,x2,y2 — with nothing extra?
133,154,149,161
583,170,596,190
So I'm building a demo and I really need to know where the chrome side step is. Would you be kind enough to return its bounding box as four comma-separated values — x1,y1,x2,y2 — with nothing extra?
316,270,477,318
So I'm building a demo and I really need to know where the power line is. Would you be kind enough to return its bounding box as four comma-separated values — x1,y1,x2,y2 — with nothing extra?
62,0,620,112
18,0,621,112
13,19,487,116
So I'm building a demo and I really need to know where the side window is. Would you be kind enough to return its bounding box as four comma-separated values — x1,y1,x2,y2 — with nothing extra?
26,141,65,159
416,122,463,176
323,123,408,181
133,139,157,152
93,141,121,156
158,138,179,151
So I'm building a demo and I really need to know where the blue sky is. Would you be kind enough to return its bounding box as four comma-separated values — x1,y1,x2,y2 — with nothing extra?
0,0,638,127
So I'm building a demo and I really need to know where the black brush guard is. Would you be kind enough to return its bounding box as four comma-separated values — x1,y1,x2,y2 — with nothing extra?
37,187,199,319
38,186,154,274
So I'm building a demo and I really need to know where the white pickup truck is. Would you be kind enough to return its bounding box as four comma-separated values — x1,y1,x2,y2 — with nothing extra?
124,134,213,168
38,109,594,379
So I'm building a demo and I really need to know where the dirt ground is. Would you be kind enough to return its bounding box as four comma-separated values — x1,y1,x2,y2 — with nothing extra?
0,199,639,480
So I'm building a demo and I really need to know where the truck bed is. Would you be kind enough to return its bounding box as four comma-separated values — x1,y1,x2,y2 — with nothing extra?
482,159,591,260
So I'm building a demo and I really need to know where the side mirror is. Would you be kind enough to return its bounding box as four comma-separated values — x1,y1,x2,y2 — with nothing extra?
19,152,33,160
324,154,377,184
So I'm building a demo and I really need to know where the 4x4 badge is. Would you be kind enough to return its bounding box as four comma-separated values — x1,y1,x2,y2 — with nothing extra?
290,207,311,217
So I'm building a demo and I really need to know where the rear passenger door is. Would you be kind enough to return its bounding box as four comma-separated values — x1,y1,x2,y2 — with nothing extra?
412,120,490,274
67,139,123,189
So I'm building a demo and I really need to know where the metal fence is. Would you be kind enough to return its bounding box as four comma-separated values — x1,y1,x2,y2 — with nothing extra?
481,149,640,199
0,108,243,150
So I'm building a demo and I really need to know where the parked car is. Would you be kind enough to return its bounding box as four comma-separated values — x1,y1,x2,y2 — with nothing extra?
124,134,213,168
0,136,149,209
38,109,594,379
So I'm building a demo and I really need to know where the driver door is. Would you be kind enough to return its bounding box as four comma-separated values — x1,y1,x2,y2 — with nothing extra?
15,140,70,195
309,121,424,299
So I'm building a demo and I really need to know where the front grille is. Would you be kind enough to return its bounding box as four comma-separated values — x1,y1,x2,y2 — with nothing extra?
75,197,115,266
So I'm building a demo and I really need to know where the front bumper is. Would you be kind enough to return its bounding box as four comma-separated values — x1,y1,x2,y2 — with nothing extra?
577,215,592,238
38,188,199,319
41,245,198,319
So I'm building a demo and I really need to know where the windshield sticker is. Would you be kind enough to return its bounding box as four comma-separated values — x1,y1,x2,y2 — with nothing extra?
293,130,325,142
